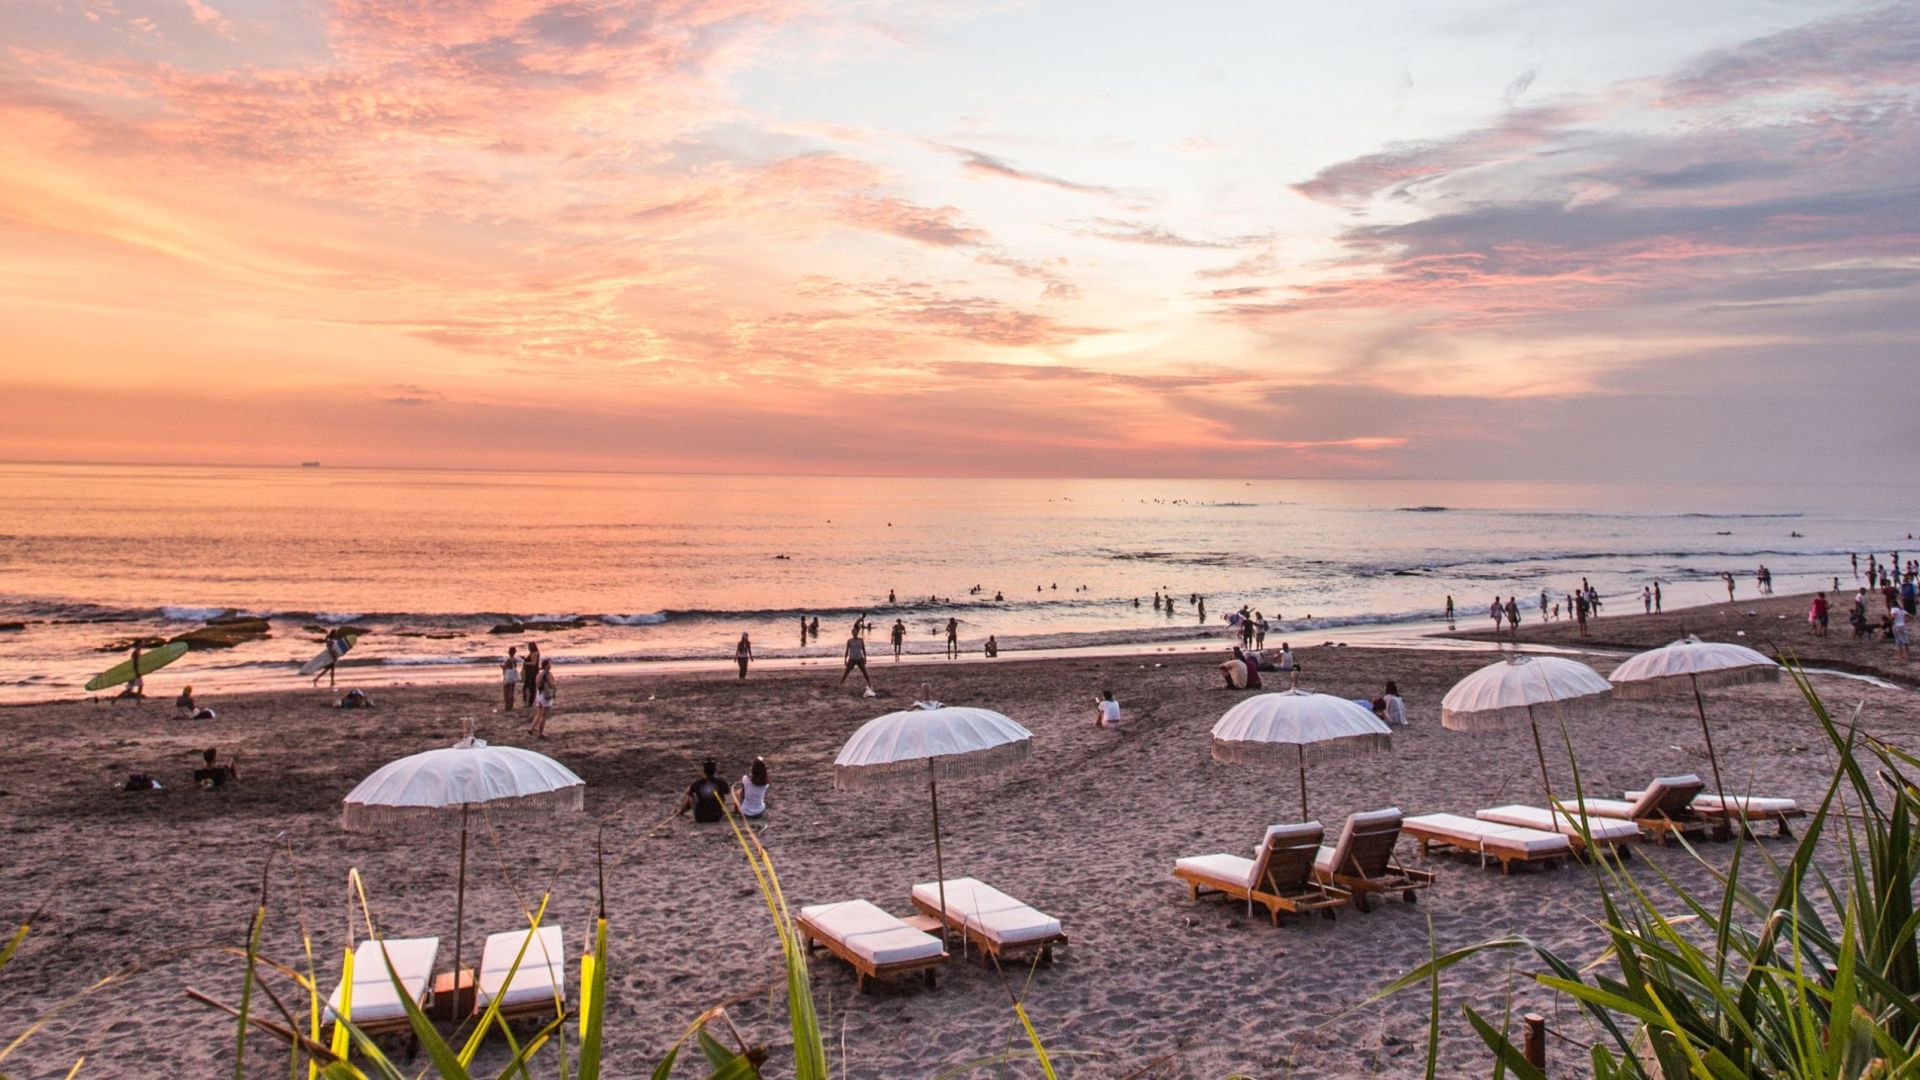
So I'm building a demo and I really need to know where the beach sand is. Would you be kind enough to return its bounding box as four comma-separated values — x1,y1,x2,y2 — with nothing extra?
3,609,1916,1077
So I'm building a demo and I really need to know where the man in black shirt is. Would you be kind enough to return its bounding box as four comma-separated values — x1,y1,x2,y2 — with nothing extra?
676,759,730,823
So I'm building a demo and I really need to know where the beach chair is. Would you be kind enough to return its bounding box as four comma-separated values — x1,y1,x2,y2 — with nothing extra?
1566,774,1712,844
909,878,1068,966
1622,785,1805,837
1311,808,1434,911
1475,804,1641,858
1402,813,1570,874
325,936,439,1045
1173,822,1349,925
795,899,947,992
473,925,565,1023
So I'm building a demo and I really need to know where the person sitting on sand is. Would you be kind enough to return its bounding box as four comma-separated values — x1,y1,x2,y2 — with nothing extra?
732,757,770,820
1382,681,1407,727
1095,690,1120,729
194,748,238,788
175,685,216,720
1276,644,1297,674
676,759,731,824
1219,647,1261,690
337,688,373,709
984,635,999,657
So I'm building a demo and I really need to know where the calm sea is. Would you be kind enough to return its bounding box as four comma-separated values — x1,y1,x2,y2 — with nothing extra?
0,464,1905,701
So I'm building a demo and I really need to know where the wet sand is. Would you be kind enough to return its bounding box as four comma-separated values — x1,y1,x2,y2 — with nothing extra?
2,634,1915,1077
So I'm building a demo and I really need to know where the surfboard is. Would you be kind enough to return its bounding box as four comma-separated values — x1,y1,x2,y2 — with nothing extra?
85,641,189,692
298,634,358,676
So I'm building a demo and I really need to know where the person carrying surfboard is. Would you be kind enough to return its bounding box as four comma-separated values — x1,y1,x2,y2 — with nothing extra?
121,644,145,700
312,628,350,687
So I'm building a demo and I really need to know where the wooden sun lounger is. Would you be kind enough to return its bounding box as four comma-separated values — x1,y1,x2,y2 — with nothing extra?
1402,813,1570,874
326,936,439,1042
474,925,565,1022
1570,774,1712,844
1173,822,1349,925
1624,787,1806,837
910,878,1068,966
796,900,947,992
1476,804,1641,858
1311,808,1434,911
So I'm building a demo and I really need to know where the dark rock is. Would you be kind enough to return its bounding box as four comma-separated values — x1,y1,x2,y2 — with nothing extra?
0,622,25,632
101,636,169,652
170,619,273,650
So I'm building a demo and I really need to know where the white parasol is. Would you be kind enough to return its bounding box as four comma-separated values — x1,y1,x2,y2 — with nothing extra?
1441,655,1611,812
342,734,583,996
1609,635,1779,810
833,703,1032,937
1211,689,1392,820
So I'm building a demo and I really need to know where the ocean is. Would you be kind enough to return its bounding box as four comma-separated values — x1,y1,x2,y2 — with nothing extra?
0,463,1906,702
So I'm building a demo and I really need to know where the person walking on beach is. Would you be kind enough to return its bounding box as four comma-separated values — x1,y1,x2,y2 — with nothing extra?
124,643,146,700
799,617,808,647
1653,580,1662,613
1488,597,1503,634
501,646,519,710
734,633,753,680
1504,596,1521,637
527,659,556,737
1893,604,1911,661
944,617,959,659
1095,689,1121,729
1808,593,1829,637
1444,595,1455,626
522,643,540,706
1574,592,1589,637
1538,590,1549,622
313,628,352,688
1254,612,1268,649
890,618,906,659
1724,572,1736,602
1642,586,1652,614
840,630,872,691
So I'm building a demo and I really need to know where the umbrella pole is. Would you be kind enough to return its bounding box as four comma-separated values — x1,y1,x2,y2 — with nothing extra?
1297,744,1310,821
454,803,469,994
1527,704,1556,825
1691,675,1731,840
928,759,951,950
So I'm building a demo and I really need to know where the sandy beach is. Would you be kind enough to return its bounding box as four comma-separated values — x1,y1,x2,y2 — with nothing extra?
3,600,1916,1077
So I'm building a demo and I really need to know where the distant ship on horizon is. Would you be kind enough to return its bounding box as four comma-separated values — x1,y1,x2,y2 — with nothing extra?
300,461,321,468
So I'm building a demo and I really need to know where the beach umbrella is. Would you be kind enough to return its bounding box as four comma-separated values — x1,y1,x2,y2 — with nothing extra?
341,733,583,999
1441,655,1611,813
1211,689,1392,820
1608,635,1780,811
832,702,1032,938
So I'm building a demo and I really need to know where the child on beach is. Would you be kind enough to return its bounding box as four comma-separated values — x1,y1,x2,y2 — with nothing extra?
1095,690,1120,729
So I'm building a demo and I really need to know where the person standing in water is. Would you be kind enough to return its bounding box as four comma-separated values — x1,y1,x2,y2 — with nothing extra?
944,617,959,659
734,633,753,679
890,618,906,659
799,616,808,648
1444,595,1455,625
501,646,519,711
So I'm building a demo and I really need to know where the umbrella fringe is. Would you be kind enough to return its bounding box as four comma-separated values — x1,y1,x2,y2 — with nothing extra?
1609,667,1781,699
1210,733,1391,766
1440,699,1602,733
833,740,1032,791
340,786,583,831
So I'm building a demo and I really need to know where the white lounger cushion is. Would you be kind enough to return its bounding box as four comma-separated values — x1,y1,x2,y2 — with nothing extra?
476,925,564,1010
1572,797,1642,819
1477,805,1641,842
1174,853,1257,889
1256,820,1325,859
911,878,1061,946
799,900,944,967
1404,813,1569,855
1625,790,1797,815
1315,808,1402,873
326,936,438,1024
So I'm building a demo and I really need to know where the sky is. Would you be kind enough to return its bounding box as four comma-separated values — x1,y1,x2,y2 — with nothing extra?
1,0,1916,479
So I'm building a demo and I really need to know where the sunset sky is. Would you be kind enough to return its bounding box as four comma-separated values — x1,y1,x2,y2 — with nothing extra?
2,0,1915,478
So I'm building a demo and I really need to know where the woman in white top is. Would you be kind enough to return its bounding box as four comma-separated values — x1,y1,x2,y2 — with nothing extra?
1381,680,1407,727
1095,690,1121,729
733,757,771,819
501,646,520,711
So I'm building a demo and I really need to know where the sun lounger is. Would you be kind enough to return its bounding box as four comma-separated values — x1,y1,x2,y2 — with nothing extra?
1567,774,1712,844
1402,813,1570,873
474,925,565,1021
910,878,1067,965
1476,804,1641,857
1311,808,1434,910
796,899,947,991
325,936,439,1037
1173,822,1349,925
1623,787,1805,837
